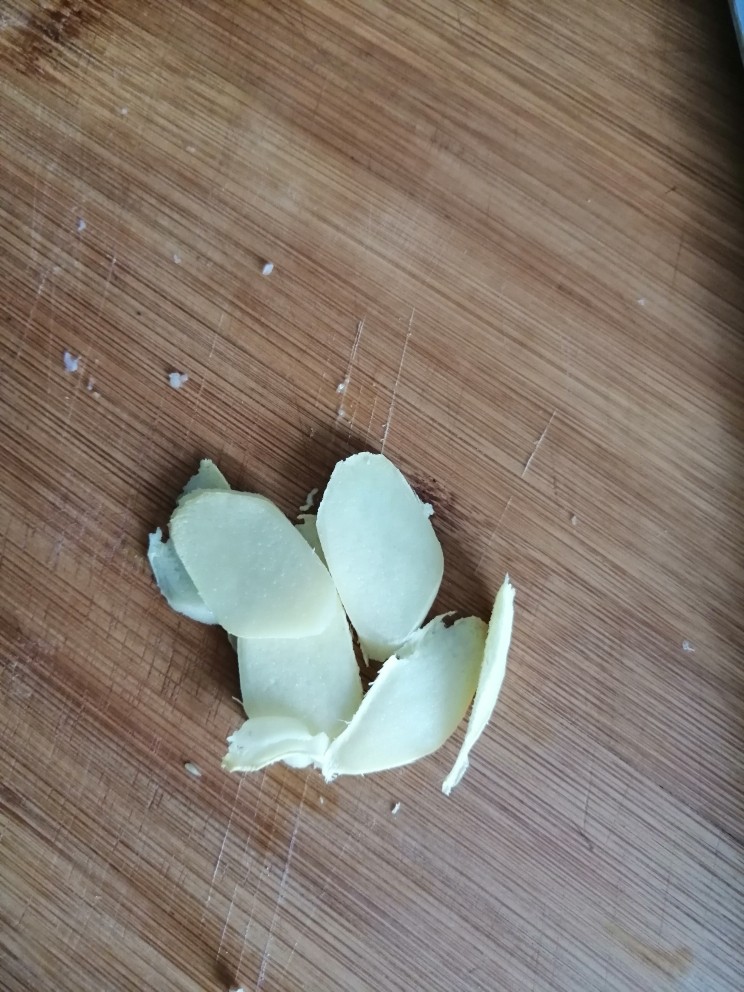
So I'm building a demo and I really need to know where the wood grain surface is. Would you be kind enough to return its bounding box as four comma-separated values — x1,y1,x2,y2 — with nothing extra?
2,2,743,990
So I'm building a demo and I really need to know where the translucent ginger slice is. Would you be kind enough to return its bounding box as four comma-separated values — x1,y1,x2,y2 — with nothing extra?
223,716,329,772
147,459,229,623
442,576,516,795
316,452,444,660
147,528,218,623
295,513,326,564
179,458,229,499
237,597,362,739
322,614,487,780
170,490,337,638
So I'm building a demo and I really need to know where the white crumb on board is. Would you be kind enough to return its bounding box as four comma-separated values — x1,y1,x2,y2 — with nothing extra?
76,217,86,233
299,487,318,513
183,761,202,778
336,381,347,393
119,106,128,115
261,261,274,276
422,503,434,518
173,253,182,265
168,371,189,389
570,513,578,526
391,802,401,815
637,297,647,307
63,350,80,373
682,640,695,653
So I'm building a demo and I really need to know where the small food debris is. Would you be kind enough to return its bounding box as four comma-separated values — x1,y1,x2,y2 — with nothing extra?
172,253,182,265
119,106,128,116
76,218,86,233
391,802,401,815
570,513,578,526
168,371,189,389
637,297,647,307
336,381,347,393
62,350,80,373
682,640,695,653
261,261,274,276
318,796,325,806
184,761,202,778
299,487,318,513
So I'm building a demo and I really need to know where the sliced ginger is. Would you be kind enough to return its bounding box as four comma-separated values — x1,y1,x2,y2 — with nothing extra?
442,576,516,794
322,615,486,779
170,490,337,638
316,452,444,660
148,453,515,790
237,597,362,739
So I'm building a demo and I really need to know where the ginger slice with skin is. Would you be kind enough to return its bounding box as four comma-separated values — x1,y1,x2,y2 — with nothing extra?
316,452,444,661
442,576,516,795
322,614,486,780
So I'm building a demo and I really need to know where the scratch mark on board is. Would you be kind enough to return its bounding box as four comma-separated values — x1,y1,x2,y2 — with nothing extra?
380,307,414,452
337,316,365,419
475,494,513,572
521,410,556,478
94,254,117,320
254,776,308,990
11,269,50,367
185,310,223,447
205,776,244,921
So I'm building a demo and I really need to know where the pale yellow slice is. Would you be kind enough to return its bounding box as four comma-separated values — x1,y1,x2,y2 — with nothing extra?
237,596,362,739
170,490,337,638
442,576,516,795
316,452,444,660
223,716,329,772
321,614,486,780
295,513,326,564
147,528,218,623
179,458,230,499
147,459,229,623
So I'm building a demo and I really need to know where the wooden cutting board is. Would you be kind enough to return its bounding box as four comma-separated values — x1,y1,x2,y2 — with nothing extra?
2,2,743,990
